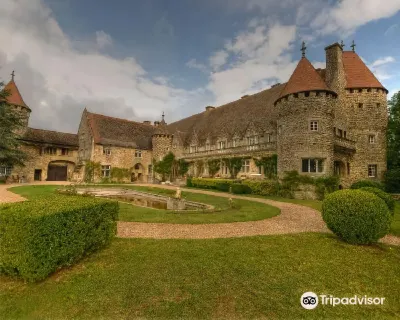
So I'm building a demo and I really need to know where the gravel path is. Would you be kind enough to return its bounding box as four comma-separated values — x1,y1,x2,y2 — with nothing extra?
1,182,398,246
119,184,400,246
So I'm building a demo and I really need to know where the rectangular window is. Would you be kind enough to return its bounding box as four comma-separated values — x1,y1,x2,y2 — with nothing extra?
44,147,57,155
347,163,350,175
338,129,343,137
103,147,111,156
369,135,376,144
247,136,258,146
302,159,324,173
135,150,142,158
241,159,250,173
101,165,111,177
218,141,226,149
343,131,347,139
0,166,12,176
190,146,196,153
61,148,69,156
310,121,318,131
220,161,229,175
368,164,377,178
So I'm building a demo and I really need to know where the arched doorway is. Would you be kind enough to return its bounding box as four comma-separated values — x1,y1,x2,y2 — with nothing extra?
47,161,75,181
132,163,144,182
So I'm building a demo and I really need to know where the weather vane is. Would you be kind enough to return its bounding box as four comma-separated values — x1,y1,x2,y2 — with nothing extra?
11,70,15,81
340,40,345,49
351,40,356,52
301,41,307,58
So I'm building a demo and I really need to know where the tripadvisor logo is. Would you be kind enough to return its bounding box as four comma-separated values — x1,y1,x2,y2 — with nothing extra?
300,292,385,309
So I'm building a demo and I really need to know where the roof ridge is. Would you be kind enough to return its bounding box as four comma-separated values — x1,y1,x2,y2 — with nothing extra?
27,127,77,136
86,111,153,126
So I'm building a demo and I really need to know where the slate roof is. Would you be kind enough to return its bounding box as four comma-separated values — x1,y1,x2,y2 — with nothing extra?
86,111,156,149
342,51,387,92
22,128,78,147
2,80,31,111
167,83,285,147
278,57,334,100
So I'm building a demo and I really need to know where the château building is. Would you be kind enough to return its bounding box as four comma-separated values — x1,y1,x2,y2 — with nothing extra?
1,42,388,187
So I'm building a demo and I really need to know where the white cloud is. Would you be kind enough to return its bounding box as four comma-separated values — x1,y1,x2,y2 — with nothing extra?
370,56,395,68
0,0,204,132
207,23,297,106
312,0,400,34
95,30,113,49
186,58,208,73
209,50,229,71
366,56,396,82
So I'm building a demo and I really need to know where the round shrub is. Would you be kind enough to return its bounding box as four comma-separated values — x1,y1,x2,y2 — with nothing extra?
359,187,396,215
350,180,384,190
322,190,392,244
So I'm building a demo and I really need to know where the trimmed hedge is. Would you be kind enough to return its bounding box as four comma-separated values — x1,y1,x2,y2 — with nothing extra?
242,180,280,196
230,183,252,194
322,190,391,244
350,180,385,191
0,195,118,282
359,187,396,215
190,178,240,190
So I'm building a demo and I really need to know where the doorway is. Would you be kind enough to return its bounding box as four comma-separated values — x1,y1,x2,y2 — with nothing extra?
34,169,42,181
47,165,67,181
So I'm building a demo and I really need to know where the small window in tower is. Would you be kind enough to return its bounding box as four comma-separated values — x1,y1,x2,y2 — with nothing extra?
343,131,347,139
347,163,350,175
377,103,381,108
135,150,142,158
316,92,320,97
350,89,354,93
358,103,363,109
294,93,298,98
369,135,376,144
368,164,377,178
310,121,318,131
103,147,111,156
338,129,343,137
367,88,371,92
305,92,310,97
358,89,362,93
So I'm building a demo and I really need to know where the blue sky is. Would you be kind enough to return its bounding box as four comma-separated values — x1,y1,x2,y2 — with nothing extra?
1,0,400,132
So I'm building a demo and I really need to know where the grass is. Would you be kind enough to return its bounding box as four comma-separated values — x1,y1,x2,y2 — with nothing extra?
1,233,399,319
9,185,280,224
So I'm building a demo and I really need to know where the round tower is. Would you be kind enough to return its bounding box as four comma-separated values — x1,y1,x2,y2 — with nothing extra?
151,112,173,161
3,72,31,135
275,46,337,178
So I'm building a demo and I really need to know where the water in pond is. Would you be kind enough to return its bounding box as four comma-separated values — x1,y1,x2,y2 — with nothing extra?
108,195,168,210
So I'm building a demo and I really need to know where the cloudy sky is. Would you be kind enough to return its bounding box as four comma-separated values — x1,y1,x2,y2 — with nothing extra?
1,0,400,133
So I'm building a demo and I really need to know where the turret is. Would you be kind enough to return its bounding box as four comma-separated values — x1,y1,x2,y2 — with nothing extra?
275,42,337,177
152,112,173,161
2,71,31,135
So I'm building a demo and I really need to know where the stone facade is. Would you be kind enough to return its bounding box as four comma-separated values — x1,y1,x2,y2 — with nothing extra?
3,41,388,187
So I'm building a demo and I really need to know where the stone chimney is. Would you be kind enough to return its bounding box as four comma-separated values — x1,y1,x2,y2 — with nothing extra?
143,121,151,125
205,106,215,112
154,121,160,127
325,42,346,93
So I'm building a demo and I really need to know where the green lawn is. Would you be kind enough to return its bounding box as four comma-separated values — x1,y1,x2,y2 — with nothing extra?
9,185,280,224
1,233,399,319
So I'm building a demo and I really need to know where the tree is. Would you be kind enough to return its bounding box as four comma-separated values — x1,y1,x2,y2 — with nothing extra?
387,91,400,170
0,81,28,167
207,159,220,177
177,159,189,176
154,152,175,181
254,154,278,179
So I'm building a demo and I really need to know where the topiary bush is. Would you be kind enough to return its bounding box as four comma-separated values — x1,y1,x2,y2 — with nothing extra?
322,190,392,244
350,180,385,191
230,183,252,194
359,187,396,215
0,195,118,282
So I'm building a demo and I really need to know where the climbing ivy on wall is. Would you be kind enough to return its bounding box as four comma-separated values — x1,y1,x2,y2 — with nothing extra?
154,152,175,181
254,154,278,179
222,157,244,179
207,159,221,177
84,161,101,183
195,160,204,177
110,167,131,182
177,159,190,176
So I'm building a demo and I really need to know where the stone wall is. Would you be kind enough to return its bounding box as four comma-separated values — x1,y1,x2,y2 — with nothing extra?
276,92,335,178
77,110,94,161
91,144,153,182
11,144,78,182
152,135,173,161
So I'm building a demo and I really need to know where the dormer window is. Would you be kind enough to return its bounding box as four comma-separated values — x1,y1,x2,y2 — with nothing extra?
135,150,142,158
232,139,239,147
190,146,196,153
103,147,111,156
218,141,226,149
247,136,258,146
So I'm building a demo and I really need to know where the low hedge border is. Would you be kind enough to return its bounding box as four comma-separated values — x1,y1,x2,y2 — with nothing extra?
0,195,118,282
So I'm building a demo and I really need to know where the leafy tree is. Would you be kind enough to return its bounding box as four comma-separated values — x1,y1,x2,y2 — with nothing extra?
154,152,175,181
195,160,204,177
254,154,278,179
0,81,28,167
177,159,189,176
207,159,220,177
387,91,400,169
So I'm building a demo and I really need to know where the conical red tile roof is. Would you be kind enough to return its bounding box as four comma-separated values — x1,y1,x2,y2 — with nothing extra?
277,57,334,101
342,51,387,92
3,79,30,110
